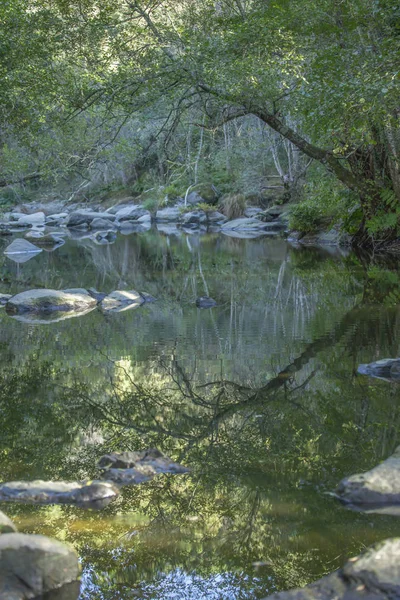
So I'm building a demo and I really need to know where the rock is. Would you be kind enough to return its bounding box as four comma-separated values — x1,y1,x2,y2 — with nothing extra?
98,449,190,485
10,212,26,221
88,288,107,302
207,211,227,224
66,211,115,228
357,359,400,382
114,205,149,222
119,221,151,234
156,223,181,236
0,533,80,599
186,191,204,205
137,212,152,222
221,218,277,238
62,288,92,297
92,230,117,244
6,289,97,315
100,290,144,313
90,217,115,230
140,291,157,303
25,233,65,249
0,293,11,306
244,207,263,218
4,239,42,263
45,212,68,225
0,227,12,236
196,296,217,308
259,205,286,222
155,206,181,222
181,210,207,225
336,446,400,506
261,538,400,600
0,511,17,534
188,184,218,205
17,212,46,227
0,480,119,508
106,198,137,214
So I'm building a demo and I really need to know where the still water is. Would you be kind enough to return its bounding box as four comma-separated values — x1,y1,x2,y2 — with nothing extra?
0,229,400,599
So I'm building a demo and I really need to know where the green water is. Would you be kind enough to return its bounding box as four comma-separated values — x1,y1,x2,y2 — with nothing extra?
1,229,400,599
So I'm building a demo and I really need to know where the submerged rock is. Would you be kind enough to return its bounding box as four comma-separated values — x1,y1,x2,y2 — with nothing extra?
358,358,400,382
262,538,400,600
98,449,190,485
100,290,144,313
221,217,279,238
6,289,97,315
196,296,217,309
0,480,119,508
336,446,400,506
0,511,17,534
25,232,65,249
92,230,117,244
4,238,42,263
0,533,80,600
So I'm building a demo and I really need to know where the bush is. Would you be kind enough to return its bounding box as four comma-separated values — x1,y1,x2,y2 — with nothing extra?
289,201,324,233
219,193,246,220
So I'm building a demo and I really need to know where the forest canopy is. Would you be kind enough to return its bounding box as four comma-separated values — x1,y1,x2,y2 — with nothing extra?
0,0,399,245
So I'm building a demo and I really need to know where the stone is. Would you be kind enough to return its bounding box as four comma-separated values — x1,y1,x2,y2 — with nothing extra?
336,446,400,506
187,184,218,205
17,212,46,227
88,288,107,302
62,288,92,297
0,511,17,534
186,191,204,205
4,239,42,263
45,212,69,225
357,359,400,382
0,293,11,305
25,233,65,249
0,480,119,508
155,206,181,222
244,207,263,218
92,230,117,244
261,539,400,600
156,223,181,236
100,290,144,313
207,211,227,224
140,291,157,303
181,210,207,225
196,296,217,308
10,212,26,221
98,449,190,485
119,221,151,234
221,217,276,238
137,212,152,222
114,205,149,222
6,289,97,315
0,533,80,599
67,211,115,228
90,217,116,230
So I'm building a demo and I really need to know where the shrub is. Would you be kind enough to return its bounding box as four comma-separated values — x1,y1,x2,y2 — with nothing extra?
219,193,246,220
289,201,324,233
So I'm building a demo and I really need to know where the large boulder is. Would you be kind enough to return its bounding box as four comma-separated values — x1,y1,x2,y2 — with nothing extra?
17,212,46,227
98,449,190,485
358,358,400,382
4,239,42,264
336,446,400,506
114,205,150,222
0,511,17,534
6,289,97,316
100,290,144,313
155,206,181,222
66,211,115,228
0,480,119,509
221,217,278,239
45,212,69,226
0,533,80,599
181,210,207,225
262,538,400,600
206,211,227,224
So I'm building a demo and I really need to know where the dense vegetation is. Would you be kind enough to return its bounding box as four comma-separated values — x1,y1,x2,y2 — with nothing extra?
0,1,399,244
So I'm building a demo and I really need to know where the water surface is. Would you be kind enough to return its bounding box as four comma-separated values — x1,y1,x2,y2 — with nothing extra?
0,229,400,599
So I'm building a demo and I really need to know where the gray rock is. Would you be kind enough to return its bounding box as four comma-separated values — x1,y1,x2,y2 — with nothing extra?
6,289,97,315
262,538,400,600
90,217,115,230
140,291,157,303
114,205,149,222
186,191,204,205
88,288,107,302
4,239,42,263
244,207,263,218
0,480,119,508
10,212,26,221
17,212,46,227
207,211,227,224
0,293,11,306
25,233,65,249
92,230,116,244
336,446,400,506
62,288,92,297
119,221,151,234
0,533,80,599
0,511,17,534
67,211,115,228
156,223,181,236
100,290,144,313
221,218,276,238
155,206,181,222
137,212,152,222
357,359,400,382
98,449,190,485
196,296,217,308
45,212,68,225
181,210,207,225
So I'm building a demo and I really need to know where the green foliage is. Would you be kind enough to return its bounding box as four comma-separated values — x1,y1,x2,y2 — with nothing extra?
289,201,324,233
365,189,400,237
